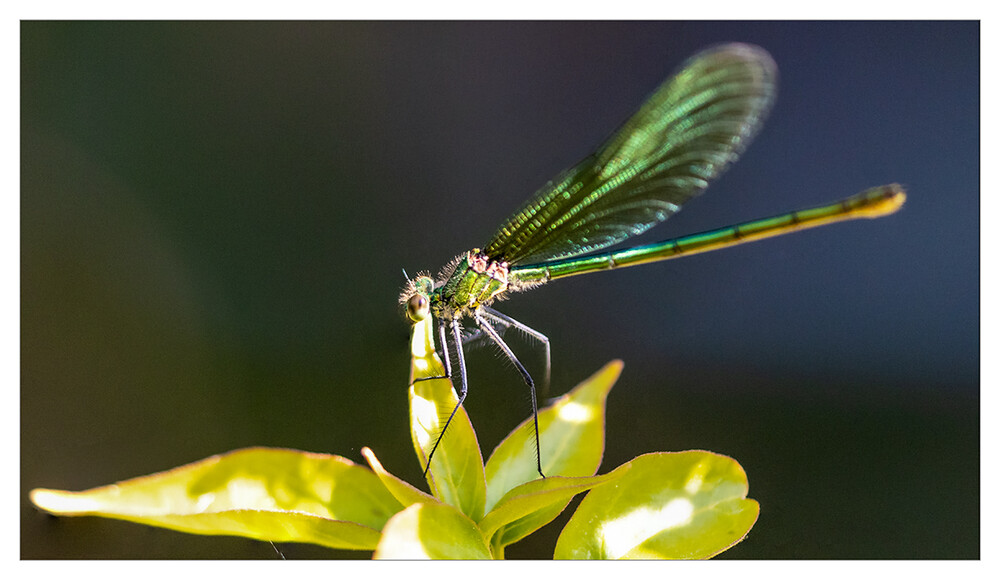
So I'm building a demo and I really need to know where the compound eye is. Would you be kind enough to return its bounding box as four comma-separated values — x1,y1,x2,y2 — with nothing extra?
406,294,430,322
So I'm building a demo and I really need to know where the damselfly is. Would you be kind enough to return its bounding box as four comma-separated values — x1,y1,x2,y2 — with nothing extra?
400,43,905,478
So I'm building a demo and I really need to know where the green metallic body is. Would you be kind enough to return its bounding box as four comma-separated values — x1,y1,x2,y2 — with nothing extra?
401,43,906,479
433,251,511,319
510,184,905,284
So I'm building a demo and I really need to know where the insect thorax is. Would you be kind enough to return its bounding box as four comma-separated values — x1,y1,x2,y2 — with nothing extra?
432,250,510,319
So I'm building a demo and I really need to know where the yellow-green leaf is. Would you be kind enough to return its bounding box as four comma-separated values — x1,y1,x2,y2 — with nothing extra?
485,360,620,513
478,471,624,551
30,447,403,551
554,451,759,559
361,446,438,508
374,502,492,560
408,316,487,521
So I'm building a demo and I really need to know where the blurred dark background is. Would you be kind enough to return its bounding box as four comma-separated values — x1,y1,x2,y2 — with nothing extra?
21,21,978,559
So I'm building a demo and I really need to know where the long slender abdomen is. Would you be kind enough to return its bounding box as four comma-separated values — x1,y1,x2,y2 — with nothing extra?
510,184,906,283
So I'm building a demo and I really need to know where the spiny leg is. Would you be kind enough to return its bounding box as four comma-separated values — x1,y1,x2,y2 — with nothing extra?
412,320,452,385
422,318,469,478
412,320,451,476
480,306,551,399
474,312,545,479
459,326,488,349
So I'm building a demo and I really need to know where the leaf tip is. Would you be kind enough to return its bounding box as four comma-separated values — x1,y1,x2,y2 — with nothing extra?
361,447,392,480
30,488,94,515
595,360,624,385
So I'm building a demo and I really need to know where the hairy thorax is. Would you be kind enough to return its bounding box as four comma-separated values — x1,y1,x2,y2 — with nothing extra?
433,250,511,320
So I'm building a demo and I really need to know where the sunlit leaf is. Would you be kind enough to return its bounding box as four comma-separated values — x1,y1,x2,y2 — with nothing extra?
374,502,492,560
478,471,624,553
408,316,487,521
554,451,759,559
361,446,437,508
484,360,621,512
30,447,404,551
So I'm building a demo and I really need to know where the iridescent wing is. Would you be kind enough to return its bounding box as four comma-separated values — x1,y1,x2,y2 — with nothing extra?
483,43,777,266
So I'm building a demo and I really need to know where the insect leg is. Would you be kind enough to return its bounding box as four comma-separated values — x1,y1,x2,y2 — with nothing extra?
412,319,452,384
474,312,545,479
480,306,551,399
422,318,469,478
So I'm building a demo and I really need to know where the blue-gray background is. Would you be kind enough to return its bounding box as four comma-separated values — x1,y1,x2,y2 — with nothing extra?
22,21,978,559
